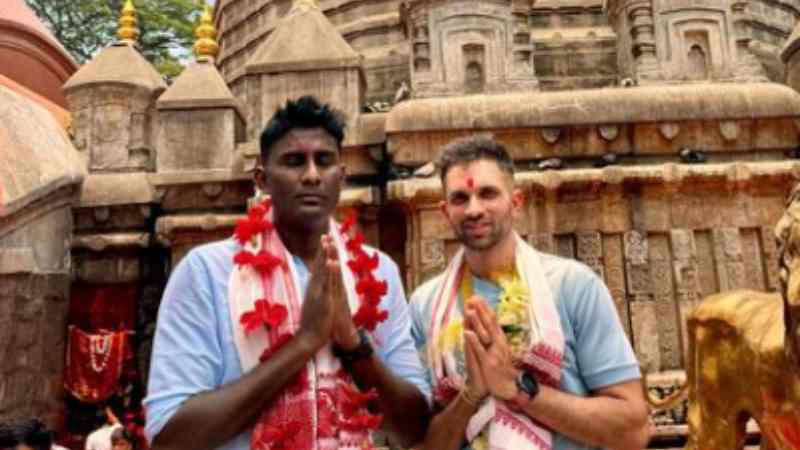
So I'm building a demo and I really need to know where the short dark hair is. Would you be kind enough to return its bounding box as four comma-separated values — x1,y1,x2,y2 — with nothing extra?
1,419,53,450
111,426,139,450
259,96,346,162
435,134,515,183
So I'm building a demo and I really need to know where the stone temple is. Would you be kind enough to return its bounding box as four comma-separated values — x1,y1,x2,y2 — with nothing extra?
4,0,800,445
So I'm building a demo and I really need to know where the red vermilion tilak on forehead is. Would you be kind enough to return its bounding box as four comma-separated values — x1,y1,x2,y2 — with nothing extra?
466,176,475,190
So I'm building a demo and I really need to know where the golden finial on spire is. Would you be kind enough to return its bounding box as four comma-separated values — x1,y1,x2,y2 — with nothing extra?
193,4,219,60
117,0,140,44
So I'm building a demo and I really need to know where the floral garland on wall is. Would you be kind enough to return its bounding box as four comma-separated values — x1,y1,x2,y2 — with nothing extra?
231,198,388,449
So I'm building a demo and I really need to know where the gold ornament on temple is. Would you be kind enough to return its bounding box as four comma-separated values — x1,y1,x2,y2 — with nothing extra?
117,0,140,44
193,4,219,61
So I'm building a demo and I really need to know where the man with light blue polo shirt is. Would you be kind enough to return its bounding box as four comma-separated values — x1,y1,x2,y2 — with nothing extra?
144,96,430,450
409,135,650,450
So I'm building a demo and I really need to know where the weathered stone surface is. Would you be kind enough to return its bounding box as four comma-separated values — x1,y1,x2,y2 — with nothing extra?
0,86,84,230
385,84,800,166
0,275,70,426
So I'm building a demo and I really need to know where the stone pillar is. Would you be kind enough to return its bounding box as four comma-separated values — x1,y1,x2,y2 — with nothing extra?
731,0,767,81
627,0,661,82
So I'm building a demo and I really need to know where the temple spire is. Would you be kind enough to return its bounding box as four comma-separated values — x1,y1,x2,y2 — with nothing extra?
117,0,140,44
193,4,219,61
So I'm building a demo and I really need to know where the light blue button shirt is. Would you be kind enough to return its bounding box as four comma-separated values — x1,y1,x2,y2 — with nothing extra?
409,251,641,450
144,239,432,450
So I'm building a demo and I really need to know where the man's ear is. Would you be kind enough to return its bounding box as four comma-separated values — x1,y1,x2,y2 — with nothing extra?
439,199,450,222
254,159,269,195
512,188,525,212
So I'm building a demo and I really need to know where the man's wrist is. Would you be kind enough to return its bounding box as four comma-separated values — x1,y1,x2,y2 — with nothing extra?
336,325,361,351
332,329,374,366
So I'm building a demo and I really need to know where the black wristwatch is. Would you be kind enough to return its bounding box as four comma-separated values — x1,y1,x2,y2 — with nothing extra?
332,329,374,366
513,371,540,406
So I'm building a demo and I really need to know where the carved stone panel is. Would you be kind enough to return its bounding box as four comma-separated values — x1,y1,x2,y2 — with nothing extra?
603,233,631,337
649,234,681,369
712,227,747,291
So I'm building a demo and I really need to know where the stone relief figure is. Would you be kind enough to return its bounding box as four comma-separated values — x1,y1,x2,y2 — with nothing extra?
688,45,709,80
647,185,800,449
465,61,485,94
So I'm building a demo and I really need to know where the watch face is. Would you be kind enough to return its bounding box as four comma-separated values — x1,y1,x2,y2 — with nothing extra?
519,372,538,395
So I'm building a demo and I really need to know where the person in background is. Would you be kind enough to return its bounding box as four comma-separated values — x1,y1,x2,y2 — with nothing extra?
85,406,121,450
0,418,55,450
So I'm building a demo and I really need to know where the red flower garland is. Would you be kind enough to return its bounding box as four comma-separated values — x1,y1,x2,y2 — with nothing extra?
339,211,389,332
240,299,288,335
232,202,386,447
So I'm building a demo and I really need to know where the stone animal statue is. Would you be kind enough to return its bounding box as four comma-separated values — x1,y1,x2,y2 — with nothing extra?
647,184,800,450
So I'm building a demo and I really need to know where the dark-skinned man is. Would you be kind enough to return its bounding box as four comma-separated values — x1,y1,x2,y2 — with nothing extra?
144,96,431,450
409,135,651,450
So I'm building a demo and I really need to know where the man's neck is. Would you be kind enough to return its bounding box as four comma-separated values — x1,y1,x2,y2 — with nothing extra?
274,217,329,266
463,233,516,279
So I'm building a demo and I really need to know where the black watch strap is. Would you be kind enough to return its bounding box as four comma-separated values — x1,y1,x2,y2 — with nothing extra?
332,329,373,365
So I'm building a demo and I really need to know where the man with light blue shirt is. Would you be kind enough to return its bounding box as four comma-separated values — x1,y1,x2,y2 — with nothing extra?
409,135,650,450
144,96,431,450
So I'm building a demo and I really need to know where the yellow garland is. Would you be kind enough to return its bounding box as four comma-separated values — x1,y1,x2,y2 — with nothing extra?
435,269,532,356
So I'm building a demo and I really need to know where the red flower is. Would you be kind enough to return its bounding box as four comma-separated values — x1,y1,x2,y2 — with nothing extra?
346,232,366,254
233,203,275,244
340,412,382,432
339,210,358,235
339,384,378,416
261,420,302,449
240,300,288,335
233,250,284,275
259,333,293,362
234,216,272,245
353,305,388,331
356,274,388,304
347,251,379,277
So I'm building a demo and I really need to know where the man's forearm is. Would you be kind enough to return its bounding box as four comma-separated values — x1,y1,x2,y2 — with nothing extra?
421,395,477,450
347,356,431,448
151,334,319,450
518,385,651,450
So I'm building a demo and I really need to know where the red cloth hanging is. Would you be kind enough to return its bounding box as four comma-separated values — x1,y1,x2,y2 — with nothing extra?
64,326,129,403
68,284,137,332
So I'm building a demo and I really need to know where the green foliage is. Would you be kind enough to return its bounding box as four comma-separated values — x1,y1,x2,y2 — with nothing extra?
25,0,202,77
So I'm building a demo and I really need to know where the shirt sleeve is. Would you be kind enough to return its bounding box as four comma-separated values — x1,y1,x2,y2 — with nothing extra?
143,251,224,444
566,264,641,391
373,253,433,404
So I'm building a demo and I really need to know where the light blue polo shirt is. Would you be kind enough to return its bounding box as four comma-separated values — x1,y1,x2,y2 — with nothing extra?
144,239,432,450
409,250,641,450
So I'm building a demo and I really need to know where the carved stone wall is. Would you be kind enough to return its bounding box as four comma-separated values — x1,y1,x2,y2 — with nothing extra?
403,0,538,97
606,0,777,83
530,2,619,90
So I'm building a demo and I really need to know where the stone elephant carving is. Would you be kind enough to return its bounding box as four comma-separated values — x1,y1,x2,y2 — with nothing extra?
647,184,800,450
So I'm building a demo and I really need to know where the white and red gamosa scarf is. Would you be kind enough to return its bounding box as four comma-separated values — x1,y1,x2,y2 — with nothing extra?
427,233,564,450
227,198,389,450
